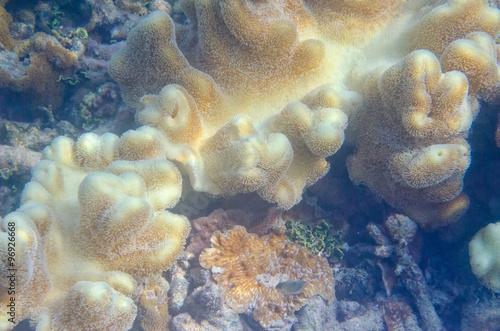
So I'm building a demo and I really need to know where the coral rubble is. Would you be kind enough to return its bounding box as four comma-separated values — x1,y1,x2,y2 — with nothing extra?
368,214,444,330
171,284,245,331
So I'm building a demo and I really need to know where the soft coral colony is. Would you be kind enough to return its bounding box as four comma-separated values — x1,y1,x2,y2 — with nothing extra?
1,0,500,329
108,0,499,227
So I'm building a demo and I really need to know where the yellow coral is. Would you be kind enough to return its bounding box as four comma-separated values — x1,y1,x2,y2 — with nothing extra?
308,0,405,43
409,0,500,56
3,0,500,327
469,222,500,292
348,50,473,227
199,225,334,330
42,281,137,331
0,128,189,330
109,0,500,225
440,32,500,102
110,9,354,208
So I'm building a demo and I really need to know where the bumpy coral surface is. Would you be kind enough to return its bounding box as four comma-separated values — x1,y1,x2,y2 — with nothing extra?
199,225,334,330
2,0,500,328
110,7,352,210
0,0,84,111
0,128,190,330
469,222,500,292
109,0,500,227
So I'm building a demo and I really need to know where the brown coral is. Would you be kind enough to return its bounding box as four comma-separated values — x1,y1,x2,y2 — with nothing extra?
199,225,334,330
0,0,83,111
0,32,81,110
0,3,14,50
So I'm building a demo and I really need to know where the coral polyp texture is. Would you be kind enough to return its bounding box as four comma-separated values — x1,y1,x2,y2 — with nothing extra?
109,8,352,209
2,0,500,328
347,50,474,228
0,129,190,330
109,0,500,227
199,225,335,330
469,222,500,292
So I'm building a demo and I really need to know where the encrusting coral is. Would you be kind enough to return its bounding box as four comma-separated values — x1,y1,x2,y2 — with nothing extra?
109,0,500,227
0,0,84,110
0,1,13,50
199,225,335,330
1,35,81,110
0,128,190,330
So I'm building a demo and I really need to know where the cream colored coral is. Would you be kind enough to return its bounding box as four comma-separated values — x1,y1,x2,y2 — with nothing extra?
343,0,500,226
195,87,349,208
137,85,204,146
0,128,189,330
5,0,500,328
110,9,354,208
469,222,500,292
108,10,224,120
41,281,137,331
348,50,473,228
389,144,471,190
440,32,500,102
409,0,500,56
108,0,500,225
307,0,405,43
177,0,326,104
0,205,52,330
199,225,334,330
